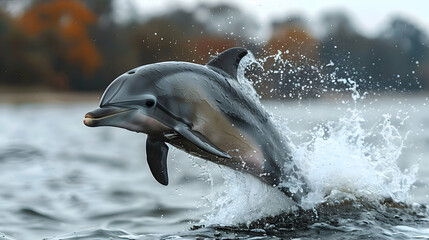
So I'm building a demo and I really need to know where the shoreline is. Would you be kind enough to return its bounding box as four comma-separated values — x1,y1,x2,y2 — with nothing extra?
0,90,427,104
0,91,103,104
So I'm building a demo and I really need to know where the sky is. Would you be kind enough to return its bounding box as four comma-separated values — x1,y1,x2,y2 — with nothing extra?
115,0,429,38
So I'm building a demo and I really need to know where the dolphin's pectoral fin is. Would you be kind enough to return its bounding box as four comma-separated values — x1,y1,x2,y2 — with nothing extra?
146,136,169,185
206,47,248,79
175,126,232,159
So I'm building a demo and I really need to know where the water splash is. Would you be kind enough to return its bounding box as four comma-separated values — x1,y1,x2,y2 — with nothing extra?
295,109,418,208
236,50,262,104
201,167,293,226
293,73,418,207
202,49,419,224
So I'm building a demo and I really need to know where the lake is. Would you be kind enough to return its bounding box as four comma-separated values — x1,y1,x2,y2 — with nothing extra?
0,94,428,239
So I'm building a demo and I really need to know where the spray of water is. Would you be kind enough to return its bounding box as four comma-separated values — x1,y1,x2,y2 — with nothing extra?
295,106,418,208
293,74,417,207
201,168,294,226
202,50,418,225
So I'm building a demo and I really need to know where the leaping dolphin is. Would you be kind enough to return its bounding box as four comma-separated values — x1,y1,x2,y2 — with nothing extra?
84,47,309,202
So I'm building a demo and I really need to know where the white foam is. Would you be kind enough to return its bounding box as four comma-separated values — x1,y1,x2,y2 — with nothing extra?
201,166,293,226
294,109,418,208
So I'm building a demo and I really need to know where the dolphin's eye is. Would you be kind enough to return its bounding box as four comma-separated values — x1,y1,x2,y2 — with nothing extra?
145,99,155,108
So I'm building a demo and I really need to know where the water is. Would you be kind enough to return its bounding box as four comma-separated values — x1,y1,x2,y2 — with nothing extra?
1,54,429,239
0,95,427,240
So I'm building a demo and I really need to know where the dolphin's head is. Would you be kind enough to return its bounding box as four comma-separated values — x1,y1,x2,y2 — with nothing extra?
84,66,177,134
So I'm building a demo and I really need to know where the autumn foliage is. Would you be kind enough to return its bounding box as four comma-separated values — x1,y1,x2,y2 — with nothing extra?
19,0,101,74
0,1,427,94
265,25,319,60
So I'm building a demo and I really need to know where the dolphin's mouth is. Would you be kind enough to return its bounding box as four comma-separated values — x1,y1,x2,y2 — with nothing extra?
83,107,134,127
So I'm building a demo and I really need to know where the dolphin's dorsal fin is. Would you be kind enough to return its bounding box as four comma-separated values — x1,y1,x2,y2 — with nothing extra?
146,136,169,185
206,47,248,79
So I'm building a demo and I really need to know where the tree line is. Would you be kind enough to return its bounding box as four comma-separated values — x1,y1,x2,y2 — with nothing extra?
0,0,428,98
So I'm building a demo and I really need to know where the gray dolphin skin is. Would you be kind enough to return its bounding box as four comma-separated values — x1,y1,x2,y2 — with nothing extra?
84,47,309,202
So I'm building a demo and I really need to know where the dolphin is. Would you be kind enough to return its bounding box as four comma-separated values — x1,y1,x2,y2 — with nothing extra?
84,47,309,202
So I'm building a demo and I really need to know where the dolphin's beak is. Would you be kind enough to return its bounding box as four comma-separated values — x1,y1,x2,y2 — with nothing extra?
83,106,134,127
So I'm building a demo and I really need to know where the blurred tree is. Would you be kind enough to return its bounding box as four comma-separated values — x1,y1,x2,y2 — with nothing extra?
267,17,319,60
19,0,102,75
261,16,321,99
193,36,238,61
383,18,428,62
1,1,428,94
79,0,133,90
129,9,206,64
378,18,428,91
194,3,260,42
0,0,104,89
128,5,243,65
319,12,380,92
81,0,113,27
319,13,428,92
0,9,51,86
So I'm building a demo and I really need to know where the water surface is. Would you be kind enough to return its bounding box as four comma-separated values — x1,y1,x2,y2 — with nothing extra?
0,96,428,239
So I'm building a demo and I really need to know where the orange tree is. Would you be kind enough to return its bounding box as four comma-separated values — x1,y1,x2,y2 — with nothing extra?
17,0,101,89
262,21,321,99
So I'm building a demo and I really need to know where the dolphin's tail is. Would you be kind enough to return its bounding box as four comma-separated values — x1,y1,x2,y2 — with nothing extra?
264,153,310,203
